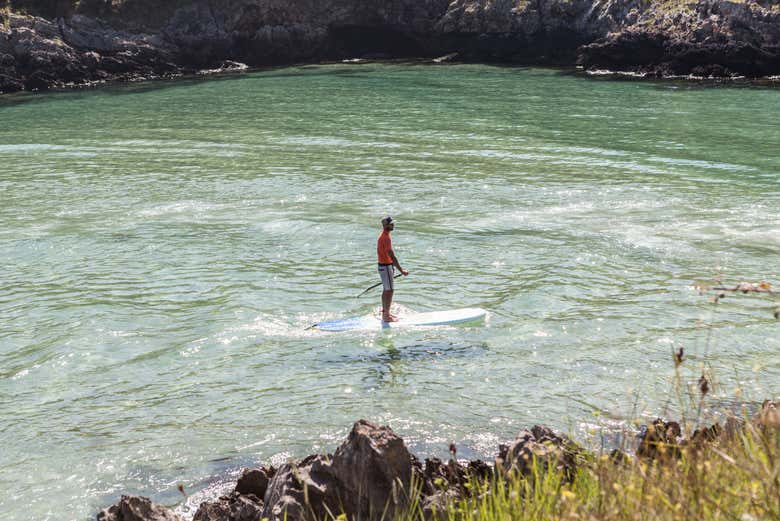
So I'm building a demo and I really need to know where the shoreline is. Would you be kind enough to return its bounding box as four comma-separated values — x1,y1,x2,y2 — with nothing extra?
3,60,780,105
98,403,780,521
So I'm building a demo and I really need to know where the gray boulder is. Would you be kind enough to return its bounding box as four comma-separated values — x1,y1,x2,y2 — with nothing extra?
235,466,275,498
193,492,264,521
754,399,780,430
261,419,414,521
261,454,337,521
331,419,414,519
498,425,584,482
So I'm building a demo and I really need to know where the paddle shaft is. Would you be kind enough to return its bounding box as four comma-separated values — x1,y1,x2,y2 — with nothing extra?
356,273,403,298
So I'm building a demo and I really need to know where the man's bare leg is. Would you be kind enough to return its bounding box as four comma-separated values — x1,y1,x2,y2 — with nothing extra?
381,290,397,322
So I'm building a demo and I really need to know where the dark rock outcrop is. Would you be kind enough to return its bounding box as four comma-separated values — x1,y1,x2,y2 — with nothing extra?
193,492,264,521
433,0,630,64
192,466,276,521
418,456,492,497
578,0,780,77
753,399,780,430
497,425,585,482
261,454,337,521
261,419,413,521
331,419,414,519
0,11,182,92
636,418,683,460
97,495,184,521
235,466,276,498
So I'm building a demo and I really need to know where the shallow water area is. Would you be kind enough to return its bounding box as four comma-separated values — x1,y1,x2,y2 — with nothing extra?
0,64,779,520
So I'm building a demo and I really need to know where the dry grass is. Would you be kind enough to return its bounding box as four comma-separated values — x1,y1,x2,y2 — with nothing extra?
392,424,780,521
1,0,10,29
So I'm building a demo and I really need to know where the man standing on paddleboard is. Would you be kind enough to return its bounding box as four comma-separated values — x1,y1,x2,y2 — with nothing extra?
378,216,408,322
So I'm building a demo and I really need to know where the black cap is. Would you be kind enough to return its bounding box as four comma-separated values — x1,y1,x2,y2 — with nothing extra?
381,216,393,226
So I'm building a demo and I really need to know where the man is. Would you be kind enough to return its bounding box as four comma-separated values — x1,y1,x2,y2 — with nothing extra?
377,216,409,322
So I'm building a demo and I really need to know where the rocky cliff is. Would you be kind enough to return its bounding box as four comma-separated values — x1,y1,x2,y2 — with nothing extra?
1,0,779,93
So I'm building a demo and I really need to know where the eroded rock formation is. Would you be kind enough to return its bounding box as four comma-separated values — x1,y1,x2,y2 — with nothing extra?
97,495,184,521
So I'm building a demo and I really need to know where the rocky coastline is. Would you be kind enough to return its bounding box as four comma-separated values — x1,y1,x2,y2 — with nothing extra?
1,0,780,94
97,400,780,521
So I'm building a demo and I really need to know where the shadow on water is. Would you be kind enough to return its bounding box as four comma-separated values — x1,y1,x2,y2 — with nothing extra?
363,337,488,388
0,69,255,108
0,62,390,108
318,337,488,365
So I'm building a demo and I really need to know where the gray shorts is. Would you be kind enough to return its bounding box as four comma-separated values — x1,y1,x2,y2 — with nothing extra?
378,264,395,291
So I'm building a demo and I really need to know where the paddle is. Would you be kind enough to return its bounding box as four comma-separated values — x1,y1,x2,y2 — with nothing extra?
355,273,403,298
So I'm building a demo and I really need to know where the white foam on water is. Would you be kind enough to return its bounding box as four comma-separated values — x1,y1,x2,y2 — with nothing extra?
175,478,236,520
136,201,226,218
646,155,757,172
612,223,697,255
0,143,68,152
276,136,401,148
217,312,339,342
535,145,631,157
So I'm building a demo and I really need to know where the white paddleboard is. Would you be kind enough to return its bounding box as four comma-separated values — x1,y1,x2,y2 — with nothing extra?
313,308,487,332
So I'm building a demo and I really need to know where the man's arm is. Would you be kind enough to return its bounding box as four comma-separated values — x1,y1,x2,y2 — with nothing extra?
389,249,409,276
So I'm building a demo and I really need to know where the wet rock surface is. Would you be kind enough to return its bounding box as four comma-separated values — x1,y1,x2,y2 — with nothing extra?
234,466,275,498
497,425,586,482
260,420,414,521
2,0,780,93
97,495,184,521
193,492,264,521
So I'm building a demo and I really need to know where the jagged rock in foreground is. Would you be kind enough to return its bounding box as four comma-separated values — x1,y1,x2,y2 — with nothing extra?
261,419,414,521
416,455,493,518
754,399,780,429
497,425,586,482
193,492,264,521
97,495,184,521
634,400,780,462
192,467,274,520
234,466,276,498
192,420,416,521
331,419,414,519
636,418,684,460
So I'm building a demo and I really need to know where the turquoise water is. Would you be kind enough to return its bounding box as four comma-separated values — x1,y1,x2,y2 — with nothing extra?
1,64,778,520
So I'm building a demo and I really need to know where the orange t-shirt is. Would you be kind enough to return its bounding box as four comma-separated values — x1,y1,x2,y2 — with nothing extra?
377,230,393,265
